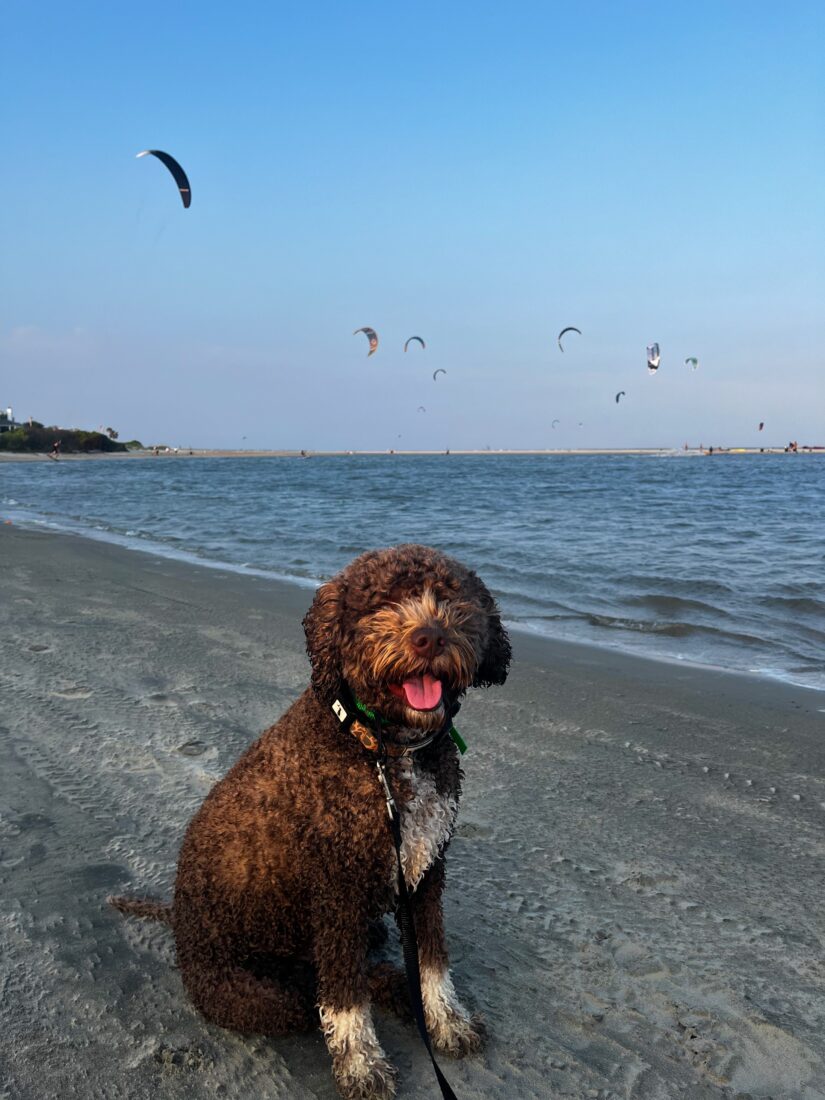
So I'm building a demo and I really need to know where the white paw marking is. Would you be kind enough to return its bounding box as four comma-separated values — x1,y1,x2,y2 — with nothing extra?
320,1003,390,1085
420,967,477,1051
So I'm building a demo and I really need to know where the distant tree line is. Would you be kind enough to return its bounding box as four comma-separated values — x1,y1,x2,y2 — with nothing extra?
0,424,127,453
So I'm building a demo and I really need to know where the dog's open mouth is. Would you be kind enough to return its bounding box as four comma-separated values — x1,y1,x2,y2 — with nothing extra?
388,674,443,711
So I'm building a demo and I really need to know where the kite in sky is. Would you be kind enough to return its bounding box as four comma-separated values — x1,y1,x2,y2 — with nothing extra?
136,150,191,208
353,327,379,356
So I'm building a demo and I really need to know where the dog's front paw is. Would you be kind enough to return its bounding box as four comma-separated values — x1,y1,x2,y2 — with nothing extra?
422,968,486,1057
430,1007,486,1057
332,1053,398,1100
322,1004,398,1100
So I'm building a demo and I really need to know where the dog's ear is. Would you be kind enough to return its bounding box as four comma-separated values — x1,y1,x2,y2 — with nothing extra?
303,578,346,702
468,572,512,688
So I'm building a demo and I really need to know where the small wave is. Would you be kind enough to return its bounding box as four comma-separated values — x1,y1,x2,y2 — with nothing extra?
759,595,825,615
587,614,695,638
586,613,768,648
788,663,825,676
621,574,736,597
517,612,586,626
624,593,728,617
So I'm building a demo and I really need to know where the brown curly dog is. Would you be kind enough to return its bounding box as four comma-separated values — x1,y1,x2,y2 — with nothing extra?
111,543,511,1099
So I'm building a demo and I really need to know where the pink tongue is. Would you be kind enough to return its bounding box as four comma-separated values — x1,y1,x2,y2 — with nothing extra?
402,674,443,710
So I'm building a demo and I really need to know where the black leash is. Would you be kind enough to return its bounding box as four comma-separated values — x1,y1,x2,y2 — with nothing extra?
374,718,459,1100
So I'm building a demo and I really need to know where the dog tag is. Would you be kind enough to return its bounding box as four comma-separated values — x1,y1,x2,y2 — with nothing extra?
332,699,348,723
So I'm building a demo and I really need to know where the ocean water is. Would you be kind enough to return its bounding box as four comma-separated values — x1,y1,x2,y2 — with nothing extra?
2,454,824,690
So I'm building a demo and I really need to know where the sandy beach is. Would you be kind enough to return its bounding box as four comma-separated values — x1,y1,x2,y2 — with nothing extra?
2,526,825,1099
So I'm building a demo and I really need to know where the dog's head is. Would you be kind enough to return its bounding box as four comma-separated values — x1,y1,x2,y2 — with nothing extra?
303,544,511,734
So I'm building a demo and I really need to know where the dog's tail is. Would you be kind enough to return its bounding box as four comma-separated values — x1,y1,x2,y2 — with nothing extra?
108,894,173,924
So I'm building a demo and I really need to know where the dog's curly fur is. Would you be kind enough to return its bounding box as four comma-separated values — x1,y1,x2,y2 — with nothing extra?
111,544,510,1099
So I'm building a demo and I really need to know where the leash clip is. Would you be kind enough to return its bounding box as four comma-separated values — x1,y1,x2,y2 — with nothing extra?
375,760,397,821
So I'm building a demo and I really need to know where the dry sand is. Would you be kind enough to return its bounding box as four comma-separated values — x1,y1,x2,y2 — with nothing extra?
1,526,824,1099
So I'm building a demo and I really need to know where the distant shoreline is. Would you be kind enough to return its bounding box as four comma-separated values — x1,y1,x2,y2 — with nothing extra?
1,446,821,461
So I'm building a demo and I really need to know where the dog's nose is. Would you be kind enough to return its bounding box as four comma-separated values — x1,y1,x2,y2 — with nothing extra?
410,625,446,659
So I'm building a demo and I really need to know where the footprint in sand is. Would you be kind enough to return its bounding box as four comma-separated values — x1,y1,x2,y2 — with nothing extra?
177,740,208,757
152,1043,212,1071
74,862,128,889
28,643,51,653
16,812,55,831
24,842,48,868
147,690,181,708
52,686,93,700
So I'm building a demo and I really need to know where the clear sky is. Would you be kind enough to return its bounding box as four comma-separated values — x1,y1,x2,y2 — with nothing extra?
2,1,823,450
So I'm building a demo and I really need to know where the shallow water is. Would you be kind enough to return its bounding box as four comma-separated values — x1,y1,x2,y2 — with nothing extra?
2,453,824,689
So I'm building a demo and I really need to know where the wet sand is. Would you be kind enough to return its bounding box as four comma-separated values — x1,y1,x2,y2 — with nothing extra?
1,526,824,1099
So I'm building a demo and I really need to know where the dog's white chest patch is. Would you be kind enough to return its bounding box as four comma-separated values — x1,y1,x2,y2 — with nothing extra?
394,758,457,891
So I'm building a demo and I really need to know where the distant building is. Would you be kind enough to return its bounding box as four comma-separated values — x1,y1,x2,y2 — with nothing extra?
0,407,21,433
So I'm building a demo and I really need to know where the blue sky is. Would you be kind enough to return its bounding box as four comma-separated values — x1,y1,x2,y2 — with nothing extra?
1,1,823,449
